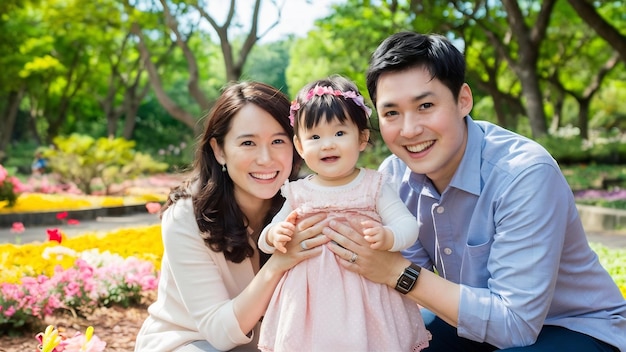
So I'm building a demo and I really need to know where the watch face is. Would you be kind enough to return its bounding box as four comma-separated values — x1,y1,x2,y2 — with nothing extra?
395,264,420,294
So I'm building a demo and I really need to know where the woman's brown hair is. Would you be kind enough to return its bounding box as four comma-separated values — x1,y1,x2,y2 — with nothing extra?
162,81,301,263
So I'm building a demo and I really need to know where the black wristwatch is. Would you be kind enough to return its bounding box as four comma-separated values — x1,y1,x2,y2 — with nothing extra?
395,263,421,294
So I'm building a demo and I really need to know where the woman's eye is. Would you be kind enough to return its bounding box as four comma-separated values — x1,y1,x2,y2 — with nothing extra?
272,138,286,145
383,110,399,118
241,141,254,146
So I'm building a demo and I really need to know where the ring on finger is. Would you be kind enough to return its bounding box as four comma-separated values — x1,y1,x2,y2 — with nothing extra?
349,251,358,263
300,241,309,250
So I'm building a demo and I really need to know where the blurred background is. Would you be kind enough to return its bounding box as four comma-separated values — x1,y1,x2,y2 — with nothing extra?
0,0,625,195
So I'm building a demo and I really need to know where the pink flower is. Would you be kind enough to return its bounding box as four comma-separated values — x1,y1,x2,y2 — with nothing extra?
47,228,63,243
56,211,69,220
0,165,7,183
3,305,15,317
67,219,80,225
59,328,107,352
9,176,26,193
145,202,162,214
10,222,25,233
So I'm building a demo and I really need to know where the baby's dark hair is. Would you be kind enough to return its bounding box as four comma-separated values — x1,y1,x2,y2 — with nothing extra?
290,75,371,135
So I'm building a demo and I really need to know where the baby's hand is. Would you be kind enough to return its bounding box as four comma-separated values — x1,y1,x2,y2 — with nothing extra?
269,221,296,253
362,220,394,251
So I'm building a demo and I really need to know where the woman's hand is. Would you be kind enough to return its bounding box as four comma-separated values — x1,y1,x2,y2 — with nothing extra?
266,213,330,273
323,218,407,288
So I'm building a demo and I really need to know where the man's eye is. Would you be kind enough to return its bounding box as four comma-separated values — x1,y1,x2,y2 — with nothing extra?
420,103,433,110
272,139,286,144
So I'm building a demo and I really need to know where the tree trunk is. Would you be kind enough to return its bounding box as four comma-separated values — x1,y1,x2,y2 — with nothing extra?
500,0,556,138
577,98,590,140
131,22,198,131
0,89,24,155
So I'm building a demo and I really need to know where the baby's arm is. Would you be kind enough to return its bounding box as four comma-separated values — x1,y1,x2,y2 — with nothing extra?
374,182,420,252
265,211,298,253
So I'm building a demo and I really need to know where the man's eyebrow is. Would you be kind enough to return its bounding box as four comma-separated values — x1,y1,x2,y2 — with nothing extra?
379,91,434,108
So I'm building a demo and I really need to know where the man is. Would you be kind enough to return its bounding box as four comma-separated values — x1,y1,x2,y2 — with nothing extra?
324,31,626,351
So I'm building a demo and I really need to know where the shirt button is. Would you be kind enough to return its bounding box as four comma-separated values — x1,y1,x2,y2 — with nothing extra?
444,248,452,255
437,206,445,214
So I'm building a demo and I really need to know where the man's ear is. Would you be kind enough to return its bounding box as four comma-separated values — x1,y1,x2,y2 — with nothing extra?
458,83,473,117
359,129,370,151
209,138,225,165
293,135,304,157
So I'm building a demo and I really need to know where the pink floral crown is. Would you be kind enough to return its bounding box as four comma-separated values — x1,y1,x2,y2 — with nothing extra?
288,85,372,126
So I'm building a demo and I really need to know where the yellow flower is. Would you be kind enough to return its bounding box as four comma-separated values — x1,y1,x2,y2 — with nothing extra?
37,325,61,352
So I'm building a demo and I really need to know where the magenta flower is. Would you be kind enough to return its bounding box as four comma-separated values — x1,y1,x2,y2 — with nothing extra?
47,228,63,243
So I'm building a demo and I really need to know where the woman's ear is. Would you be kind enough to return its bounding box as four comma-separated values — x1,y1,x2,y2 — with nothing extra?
293,135,305,157
209,138,226,165
359,129,370,151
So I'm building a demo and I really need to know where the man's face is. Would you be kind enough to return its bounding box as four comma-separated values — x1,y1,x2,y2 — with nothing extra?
375,66,473,192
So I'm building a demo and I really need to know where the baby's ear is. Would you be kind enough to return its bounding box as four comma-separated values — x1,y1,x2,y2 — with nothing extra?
359,129,370,151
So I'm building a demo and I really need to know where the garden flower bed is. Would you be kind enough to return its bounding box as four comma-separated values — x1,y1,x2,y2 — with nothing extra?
0,224,162,351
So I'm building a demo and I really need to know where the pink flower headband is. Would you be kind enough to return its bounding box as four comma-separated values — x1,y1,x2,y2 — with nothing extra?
288,85,372,126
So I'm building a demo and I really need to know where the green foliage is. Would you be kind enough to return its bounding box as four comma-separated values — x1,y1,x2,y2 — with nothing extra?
589,242,626,292
536,127,626,166
244,38,293,94
535,134,589,164
560,163,626,191
42,134,168,194
0,165,22,207
359,139,391,169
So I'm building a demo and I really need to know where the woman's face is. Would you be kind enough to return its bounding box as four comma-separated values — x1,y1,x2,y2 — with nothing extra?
212,104,294,205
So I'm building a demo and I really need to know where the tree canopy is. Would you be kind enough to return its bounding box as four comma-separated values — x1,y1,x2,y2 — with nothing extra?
1,0,624,164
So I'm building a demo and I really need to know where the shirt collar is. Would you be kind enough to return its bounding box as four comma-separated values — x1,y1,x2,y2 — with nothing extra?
448,116,482,196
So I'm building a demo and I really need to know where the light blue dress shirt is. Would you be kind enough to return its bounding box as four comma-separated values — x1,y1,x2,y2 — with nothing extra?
379,116,626,350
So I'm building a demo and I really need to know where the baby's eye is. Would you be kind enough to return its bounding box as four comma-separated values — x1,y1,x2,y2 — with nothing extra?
336,131,345,137
311,135,320,140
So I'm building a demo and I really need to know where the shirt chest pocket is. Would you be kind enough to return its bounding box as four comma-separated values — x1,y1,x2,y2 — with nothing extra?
461,236,493,288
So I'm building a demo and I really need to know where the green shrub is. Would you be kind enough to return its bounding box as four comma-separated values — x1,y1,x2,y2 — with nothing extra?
42,134,169,194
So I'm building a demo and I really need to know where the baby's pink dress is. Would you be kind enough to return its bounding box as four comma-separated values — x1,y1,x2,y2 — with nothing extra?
259,169,430,352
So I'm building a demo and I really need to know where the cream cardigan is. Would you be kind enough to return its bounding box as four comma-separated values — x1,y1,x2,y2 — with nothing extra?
135,198,259,351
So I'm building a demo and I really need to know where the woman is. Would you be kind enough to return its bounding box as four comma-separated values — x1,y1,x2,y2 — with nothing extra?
135,81,328,352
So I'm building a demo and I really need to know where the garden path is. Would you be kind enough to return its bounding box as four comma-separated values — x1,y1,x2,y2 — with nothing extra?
0,212,160,244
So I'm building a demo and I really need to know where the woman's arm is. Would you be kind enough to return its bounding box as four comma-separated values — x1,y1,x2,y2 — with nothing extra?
323,219,460,326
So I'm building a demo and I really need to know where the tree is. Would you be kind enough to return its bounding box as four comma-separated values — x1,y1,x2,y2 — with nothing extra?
542,2,622,139
567,0,626,63
127,0,285,133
